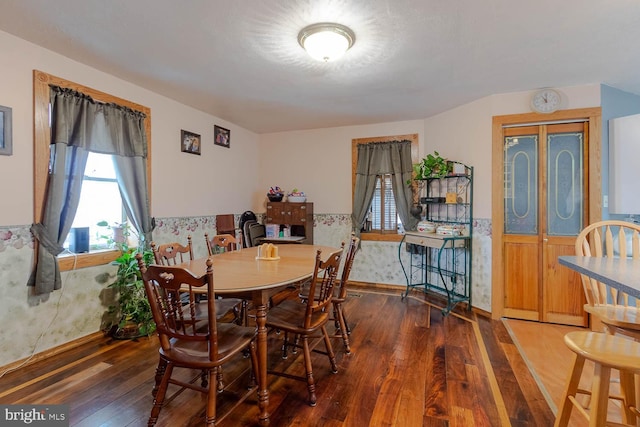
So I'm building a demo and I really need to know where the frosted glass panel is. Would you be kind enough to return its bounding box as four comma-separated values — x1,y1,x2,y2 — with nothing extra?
547,132,583,236
504,135,538,235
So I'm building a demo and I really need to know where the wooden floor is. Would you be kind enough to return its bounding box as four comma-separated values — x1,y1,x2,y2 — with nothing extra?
0,285,595,426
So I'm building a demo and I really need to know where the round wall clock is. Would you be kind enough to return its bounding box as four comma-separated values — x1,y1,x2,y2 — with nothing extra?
530,88,561,113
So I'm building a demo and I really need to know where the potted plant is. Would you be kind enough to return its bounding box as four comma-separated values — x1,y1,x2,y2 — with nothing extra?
96,220,128,248
100,221,156,339
408,150,450,183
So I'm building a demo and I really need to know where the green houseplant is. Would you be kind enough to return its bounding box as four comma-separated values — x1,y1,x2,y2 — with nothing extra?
408,150,449,183
101,222,156,339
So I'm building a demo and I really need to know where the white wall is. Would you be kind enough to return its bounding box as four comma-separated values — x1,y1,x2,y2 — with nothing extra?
0,29,262,226
259,120,425,214
258,84,601,220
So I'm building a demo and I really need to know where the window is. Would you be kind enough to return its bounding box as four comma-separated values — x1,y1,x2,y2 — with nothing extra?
368,174,398,233
34,70,151,270
352,134,419,242
62,153,126,251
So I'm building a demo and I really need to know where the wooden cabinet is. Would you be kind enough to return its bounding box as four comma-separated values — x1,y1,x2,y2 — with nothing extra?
265,202,314,244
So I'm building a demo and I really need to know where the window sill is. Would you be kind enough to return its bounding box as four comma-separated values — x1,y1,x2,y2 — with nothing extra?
58,249,120,271
360,233,404,243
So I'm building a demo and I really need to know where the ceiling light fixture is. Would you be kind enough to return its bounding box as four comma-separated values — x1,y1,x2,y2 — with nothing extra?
298,22,355,62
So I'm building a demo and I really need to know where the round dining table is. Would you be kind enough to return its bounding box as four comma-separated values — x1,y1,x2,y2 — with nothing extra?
180,244,342,425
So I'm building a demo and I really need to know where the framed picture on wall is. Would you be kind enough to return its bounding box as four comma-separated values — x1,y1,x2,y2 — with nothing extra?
214,125,230,148
0,105,12,156
181,130,201,155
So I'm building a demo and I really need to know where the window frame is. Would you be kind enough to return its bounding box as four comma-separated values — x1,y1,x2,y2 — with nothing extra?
351,134,419,242
33,70,152,271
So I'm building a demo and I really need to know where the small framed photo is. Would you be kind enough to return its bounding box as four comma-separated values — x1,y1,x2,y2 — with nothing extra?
214,125,230,148
181,130,201,155
0,105,12,156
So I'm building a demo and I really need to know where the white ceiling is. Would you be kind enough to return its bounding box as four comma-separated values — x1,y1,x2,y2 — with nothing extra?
1,0,639,134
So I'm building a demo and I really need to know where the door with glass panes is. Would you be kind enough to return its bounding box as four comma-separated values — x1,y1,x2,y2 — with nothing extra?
502,122,588,326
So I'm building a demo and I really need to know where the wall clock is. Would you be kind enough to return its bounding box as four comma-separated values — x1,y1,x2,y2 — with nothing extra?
530,88,561,114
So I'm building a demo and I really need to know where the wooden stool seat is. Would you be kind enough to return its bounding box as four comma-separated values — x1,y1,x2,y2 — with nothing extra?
554,331,640,427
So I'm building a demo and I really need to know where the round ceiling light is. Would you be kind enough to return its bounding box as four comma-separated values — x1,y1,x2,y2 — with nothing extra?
297,22,355,62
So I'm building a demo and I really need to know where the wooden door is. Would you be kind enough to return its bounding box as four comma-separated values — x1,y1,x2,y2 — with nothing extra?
502,122,588,326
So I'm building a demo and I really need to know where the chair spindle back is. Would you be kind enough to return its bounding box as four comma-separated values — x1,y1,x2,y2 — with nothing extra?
151,236,194,266
137,254,219,359
303,245,344,328
575,220,640,308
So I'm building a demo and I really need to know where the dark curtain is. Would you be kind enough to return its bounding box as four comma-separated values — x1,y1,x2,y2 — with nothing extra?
351,140,417,238
28,86,152,294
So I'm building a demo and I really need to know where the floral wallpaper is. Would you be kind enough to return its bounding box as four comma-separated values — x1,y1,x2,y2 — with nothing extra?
0,225,34,252
0,214,492,367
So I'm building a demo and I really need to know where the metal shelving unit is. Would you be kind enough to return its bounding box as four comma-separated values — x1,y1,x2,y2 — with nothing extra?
399,164,473,314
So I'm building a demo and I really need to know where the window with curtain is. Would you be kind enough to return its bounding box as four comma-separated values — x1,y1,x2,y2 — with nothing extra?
31,70,153,294
351,134,419,241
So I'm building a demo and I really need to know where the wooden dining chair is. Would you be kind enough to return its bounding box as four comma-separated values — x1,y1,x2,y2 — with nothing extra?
575,220,640,340
152,236,241,317
205,232,249,326
151,236,194,266
136,254,258,427
554,331,640,427
150,236,243,391
299,233,360,353
265,245,344,406
205,233,241,255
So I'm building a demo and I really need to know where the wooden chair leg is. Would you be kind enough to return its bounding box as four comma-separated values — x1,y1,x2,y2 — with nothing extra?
217,366,224,392
301,336,317,406
239,300,248,326
619,370,637,425
152,358,167,397
200,369,208,389
321,325,338,374
281,332,290,359
334,303,352,354
149,363,174,426
248,340,259,389
554,354,585,427
589,363,611,427
341,305,351,335
205,368,217,426
292,334,300,354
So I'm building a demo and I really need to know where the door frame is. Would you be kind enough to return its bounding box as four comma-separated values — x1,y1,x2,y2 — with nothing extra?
491,107,602,319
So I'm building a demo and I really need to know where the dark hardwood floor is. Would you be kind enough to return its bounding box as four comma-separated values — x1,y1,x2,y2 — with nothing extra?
0,285,555,426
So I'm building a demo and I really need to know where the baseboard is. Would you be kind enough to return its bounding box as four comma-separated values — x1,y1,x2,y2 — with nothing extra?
0,331,106,373
348,280,404,293
348,280,492,318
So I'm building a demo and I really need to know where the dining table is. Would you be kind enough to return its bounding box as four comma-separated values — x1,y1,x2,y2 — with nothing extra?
558,255,640,298
180,243,341,426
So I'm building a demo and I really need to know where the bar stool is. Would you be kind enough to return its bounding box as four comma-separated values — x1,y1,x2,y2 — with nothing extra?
554,331,640,427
